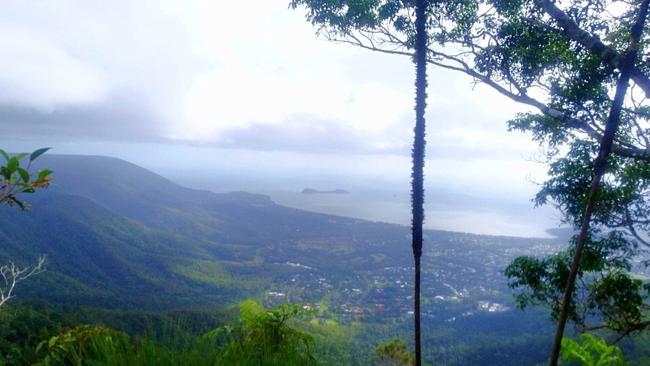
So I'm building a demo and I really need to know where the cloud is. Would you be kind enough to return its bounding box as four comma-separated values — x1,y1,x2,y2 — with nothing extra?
212,115,409,154
0,0,538,161
0,26,107,111
0,99,161,142
0,0,206,127
0,0,562,237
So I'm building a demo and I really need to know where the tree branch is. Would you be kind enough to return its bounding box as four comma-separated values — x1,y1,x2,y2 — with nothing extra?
0,256,46,309
537,0,650,97
331,25,650,161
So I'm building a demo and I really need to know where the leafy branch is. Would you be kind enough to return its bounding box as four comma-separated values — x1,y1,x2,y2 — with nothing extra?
0,148,52,210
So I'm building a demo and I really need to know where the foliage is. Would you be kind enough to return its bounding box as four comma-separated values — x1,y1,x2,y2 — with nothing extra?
34,324,226,366
7,155,650,364
206,300,318,365
0,304,237,366
0,148,51,310
0,148,52,210
31,301,318,366
561,334,627,366
372,338,415,366
36,325,130,366
0,305,72,366
505,232,650,333
8,301,650,365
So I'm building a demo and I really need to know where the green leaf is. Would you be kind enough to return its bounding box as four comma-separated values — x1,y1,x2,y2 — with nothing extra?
38,169,53,179
7,157,18,172
0,149,9,161
13,153,28,161
17,167,30,182
30,147,51,162
48,336,59,348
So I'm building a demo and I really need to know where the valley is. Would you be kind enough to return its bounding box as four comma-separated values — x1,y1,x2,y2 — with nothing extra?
0,154,578,364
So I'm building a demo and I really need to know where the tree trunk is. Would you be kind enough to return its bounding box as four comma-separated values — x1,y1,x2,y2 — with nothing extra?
412,1,428,365
547,2,650,365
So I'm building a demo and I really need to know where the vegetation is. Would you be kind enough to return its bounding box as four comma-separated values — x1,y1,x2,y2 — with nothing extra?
3,154,642,364
561,334,626,366
4,300,648,365
0,257,45,309
204,300,317,365
0,148,52,210
289,0,650,362
408,0,428,364
3,0,650,364
372,339,415,366
24,301,313,365
0,148,52,310
0,305,72,366
542,4,649,364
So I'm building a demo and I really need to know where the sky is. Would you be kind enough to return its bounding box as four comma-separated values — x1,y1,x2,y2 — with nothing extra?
0,0,562,237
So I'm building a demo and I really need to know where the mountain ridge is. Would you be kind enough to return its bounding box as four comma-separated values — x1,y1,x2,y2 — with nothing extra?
1,154,560,311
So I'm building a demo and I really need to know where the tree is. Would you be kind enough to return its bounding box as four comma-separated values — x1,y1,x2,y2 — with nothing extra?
411,1,428,365
290,0,650,164
544,3,650,364
290,0,650,361
372,339,415,366
0,148,52,310
291,1,430,364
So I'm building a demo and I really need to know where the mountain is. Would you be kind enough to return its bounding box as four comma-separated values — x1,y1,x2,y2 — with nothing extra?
0,154,567,364
0,155,562,311
35,155,380,247
3,155,552,310
0,155,401,308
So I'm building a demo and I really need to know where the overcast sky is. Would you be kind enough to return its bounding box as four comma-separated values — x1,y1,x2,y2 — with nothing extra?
0,0,562,236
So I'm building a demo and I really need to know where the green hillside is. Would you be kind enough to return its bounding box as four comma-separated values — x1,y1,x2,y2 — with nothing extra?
0,191,257,308
1,155,411,308
0,154,575,364
1,155,561,313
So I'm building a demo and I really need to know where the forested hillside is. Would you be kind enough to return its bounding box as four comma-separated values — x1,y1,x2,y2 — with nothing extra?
0,154,572,364
1,155,554,308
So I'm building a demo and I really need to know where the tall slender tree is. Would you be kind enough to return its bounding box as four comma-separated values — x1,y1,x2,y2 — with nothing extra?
289,1,430,362
411,1,428,365
547,2,650,365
